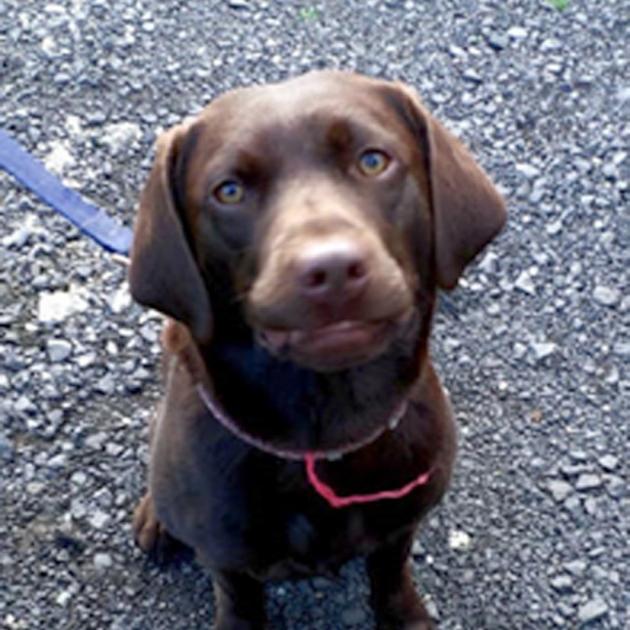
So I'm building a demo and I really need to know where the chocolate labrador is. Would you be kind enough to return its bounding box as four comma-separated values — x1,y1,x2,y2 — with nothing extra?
129,71,506,629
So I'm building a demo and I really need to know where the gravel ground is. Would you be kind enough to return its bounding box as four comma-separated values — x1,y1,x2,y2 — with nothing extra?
1,1,628,628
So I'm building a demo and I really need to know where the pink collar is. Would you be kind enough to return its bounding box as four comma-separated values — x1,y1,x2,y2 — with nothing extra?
196,382,431,508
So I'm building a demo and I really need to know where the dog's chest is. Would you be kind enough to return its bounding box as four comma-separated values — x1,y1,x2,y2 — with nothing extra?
198,456,421,580
245,499,383,580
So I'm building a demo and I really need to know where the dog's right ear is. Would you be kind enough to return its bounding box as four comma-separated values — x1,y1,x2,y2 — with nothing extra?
129,124,212,342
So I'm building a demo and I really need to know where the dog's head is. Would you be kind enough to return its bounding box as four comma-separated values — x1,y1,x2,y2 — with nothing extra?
130,72,506,372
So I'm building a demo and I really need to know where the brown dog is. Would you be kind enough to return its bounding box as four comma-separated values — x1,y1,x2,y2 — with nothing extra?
129,71,506,629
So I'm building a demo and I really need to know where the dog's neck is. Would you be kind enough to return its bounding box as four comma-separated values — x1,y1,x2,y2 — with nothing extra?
188,312,426,454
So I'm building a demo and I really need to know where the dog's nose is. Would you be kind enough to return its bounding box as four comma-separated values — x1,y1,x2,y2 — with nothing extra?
296,240,369,303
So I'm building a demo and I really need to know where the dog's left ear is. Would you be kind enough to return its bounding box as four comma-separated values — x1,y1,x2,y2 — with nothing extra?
385,83,507,290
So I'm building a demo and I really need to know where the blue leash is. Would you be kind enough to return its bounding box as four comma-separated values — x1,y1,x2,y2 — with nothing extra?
0,129,133,256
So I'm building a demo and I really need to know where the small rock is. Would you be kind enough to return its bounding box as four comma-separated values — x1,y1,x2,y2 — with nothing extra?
27,482,45,495
507,26,528,39
564,559,587,577
411,539,423,556
140,323,158,343
583,497,599,515
47,453,67,468
593,286,620,307
513,342,527,359
577,597,608,624
604,366,619,385
2,221,35,248
94,374,115,395
478,251,498,274
515,163,540,179
601,163,617,180
46,339,73,363
540,38,562,52
462,69,482,84
0,432,13,461
71,499,87,519
226,0,251,8
102,122,142,154
598,454,618,471
547,479,572,502
448,529,471,550
71,471,88,486
38,288,89,323
85,432,108,450
56,590,72,606
44,140,74,175
531,341,556,361
93,552,113,570
515,270,536,295
546,220,562,236
109,283,132,314
15,395,37,415
424,596,440,621
575,474,602,491
486,31,508,51
89,510,110,530
76,352,97,368
550,575,573,593
569,450,588,462
613,341,630,357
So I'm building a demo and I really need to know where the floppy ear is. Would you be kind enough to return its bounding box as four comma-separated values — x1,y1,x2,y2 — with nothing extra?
390,84,507,290
129,124,212,341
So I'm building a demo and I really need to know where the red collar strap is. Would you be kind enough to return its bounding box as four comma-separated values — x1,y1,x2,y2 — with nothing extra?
305,453,431,508
196,381,431,509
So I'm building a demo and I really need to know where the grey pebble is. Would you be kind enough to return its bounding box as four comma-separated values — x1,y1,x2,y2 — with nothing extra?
547,480,572,502
486,31,508,51
550,575,573,593
89,510,110,530
531,341,556,361
94,374,116,395
514,270,536,296
226,0,251,9
0,432,14,461
593,286,620,307
564,560,587,577
598,454,618,471
14,395,37,414
93,552,113,570
577,597,608,624
575,474,603,491
47,338,73,363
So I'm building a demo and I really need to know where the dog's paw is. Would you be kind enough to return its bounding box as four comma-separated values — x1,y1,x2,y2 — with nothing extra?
132,492,177,561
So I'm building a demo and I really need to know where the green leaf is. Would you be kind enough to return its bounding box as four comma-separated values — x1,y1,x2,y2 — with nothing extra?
549,0,569,10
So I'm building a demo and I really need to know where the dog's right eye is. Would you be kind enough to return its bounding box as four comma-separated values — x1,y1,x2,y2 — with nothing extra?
358,150,390,177
214,180,244,205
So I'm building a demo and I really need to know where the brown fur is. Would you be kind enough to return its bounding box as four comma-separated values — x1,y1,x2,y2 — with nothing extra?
129,71,506,629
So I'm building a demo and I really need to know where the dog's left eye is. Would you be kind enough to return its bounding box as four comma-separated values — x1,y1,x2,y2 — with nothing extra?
358,150,390,176
214,180,244,204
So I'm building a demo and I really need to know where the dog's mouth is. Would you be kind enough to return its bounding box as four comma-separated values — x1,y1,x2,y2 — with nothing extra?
257,317,405,371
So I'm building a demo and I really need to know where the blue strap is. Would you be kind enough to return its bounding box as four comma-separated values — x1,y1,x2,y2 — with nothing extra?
0,128,133,255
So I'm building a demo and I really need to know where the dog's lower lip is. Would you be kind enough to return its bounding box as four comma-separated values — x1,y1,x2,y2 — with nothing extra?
261,320,389,357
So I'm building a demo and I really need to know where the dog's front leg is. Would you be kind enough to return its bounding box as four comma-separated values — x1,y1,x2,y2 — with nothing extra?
367,528,435,630
212,570,265,630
